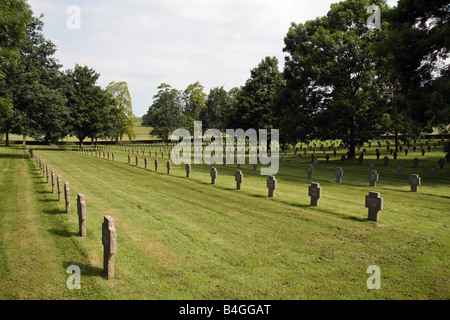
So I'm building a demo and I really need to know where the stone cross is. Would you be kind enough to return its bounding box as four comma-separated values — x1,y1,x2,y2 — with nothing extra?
365,192,383,222
166,160,171,174
308,182,322,206
429,165,437,178
383,156,389,166
136,155,139,167
306,165,314,178
210,167,217,184
413,158,419,168
235,170,244,190
64,182,71,213
397,164,405,175
297,155,301,165
51,170,56,193
155,159,159,172
253,164,258,171
267,176,277,197
409,174,421,192
281,156,285,165
128,154,131,164
313,158,319,167
369,170,379,187
57,175,62,201
438,159,445,169
102,216,117,280
46,165,49,183
112,152,115,161
369,161,376,170
335,167,343,183
186,164,191,178
341,155,346,163
77,193,87,237
144,157,148,169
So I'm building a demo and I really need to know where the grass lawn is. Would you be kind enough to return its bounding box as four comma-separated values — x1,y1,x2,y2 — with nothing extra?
0,140,449,300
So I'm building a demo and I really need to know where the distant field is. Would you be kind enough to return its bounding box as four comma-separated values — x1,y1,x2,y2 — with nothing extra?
0,139,448,299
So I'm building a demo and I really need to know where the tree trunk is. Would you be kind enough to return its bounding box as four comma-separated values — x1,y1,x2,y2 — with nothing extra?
22,135,27,146
394,130,399,153
5,130,10,147
348,123,356,159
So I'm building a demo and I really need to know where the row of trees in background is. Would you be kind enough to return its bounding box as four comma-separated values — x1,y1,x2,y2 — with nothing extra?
143,0,449,159
0,1,136,147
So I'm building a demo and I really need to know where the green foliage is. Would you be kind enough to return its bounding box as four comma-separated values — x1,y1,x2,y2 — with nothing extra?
199,86,232,131
105,81,137,141
229,56,282,131
143,83,184,141
281,0,390,158
65,64,113,146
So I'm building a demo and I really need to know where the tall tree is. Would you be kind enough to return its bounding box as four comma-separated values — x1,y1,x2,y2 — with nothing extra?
65,64,112,148
182,81,207,132
229,56,282,131
384,0,449,132
143,83,183,142
105,81,136,142
199,86,232,131
282,0,390,159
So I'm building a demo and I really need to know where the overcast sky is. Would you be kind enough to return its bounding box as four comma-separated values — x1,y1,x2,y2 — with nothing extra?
28,0,399,117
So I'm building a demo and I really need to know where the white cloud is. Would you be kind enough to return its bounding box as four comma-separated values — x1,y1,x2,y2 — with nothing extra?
28,0,399,116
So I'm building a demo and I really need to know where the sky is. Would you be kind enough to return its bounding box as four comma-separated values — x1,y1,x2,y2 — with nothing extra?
28,0,399,117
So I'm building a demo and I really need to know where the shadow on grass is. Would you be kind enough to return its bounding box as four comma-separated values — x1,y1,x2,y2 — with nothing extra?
44,208,67,215
62,262,104,278
48,228,78,238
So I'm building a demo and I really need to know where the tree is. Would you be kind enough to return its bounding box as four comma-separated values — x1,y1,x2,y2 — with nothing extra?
199,86,232,131
65,64,113,148
1,15,69,145
229,56,282,131
182,81,207,132
143,83,183,142
282,0,390,159
105,81,136,142
383,0,449,133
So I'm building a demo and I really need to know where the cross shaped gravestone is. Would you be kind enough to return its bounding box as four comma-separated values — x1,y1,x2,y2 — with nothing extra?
235,170,244,190
267,176,277,197
409,174,421,192
297,155,301,165
413,158,419,168
358,155,364,164
154,159,159,171
210,167,217,184
438,159,445,169
102,216,117,280
281,156,285,165
253,164,257,171
369,162,376,170
335,167,343,183
341,155,346,163
313,158,319,167
307,165,314,178
383,156,389,166
144,157,148,169
57,175,62,201
128,154,131,164
46,165,49,183
136,155,139,167
429,165,437,178
404,149,409,156
365,192,383,222
308,182,322,206
166,161,171,174
64,182,70,214
325,154,330,162
421,149,426,156
397,164,405,175
369,170,379,187
51,170,56,193
185,164,191,178
77,194,87,237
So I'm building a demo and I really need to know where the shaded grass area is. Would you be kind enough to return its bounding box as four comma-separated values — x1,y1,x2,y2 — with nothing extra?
0,142,449,299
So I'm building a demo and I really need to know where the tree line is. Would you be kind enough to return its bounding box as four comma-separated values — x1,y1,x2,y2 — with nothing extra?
0,1,136,147
143,0,449,159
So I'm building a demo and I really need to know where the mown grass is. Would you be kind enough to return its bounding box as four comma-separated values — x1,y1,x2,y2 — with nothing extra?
0,140,449,300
